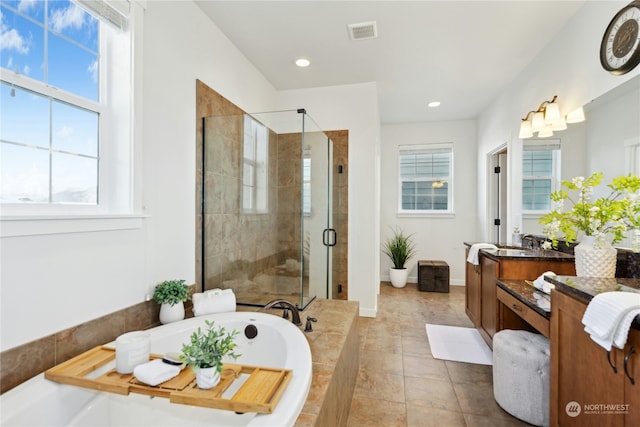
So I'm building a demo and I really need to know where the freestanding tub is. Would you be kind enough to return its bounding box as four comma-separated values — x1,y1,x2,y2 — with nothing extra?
1,312,312,427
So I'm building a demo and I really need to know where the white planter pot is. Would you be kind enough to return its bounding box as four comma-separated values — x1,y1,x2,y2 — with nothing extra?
195,366,220,389
159,301,185,324
389,268,408,288
574,235,617,278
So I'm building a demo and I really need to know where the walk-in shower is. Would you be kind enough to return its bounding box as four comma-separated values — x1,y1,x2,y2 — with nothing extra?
200,109,341,309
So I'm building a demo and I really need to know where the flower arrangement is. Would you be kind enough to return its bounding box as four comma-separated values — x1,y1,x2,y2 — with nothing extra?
539,172,640,249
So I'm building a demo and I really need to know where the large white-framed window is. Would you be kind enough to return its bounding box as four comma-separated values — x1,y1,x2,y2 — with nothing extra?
0,0,133,218
242,115,268,213
398,143,453,215
522,140,561,213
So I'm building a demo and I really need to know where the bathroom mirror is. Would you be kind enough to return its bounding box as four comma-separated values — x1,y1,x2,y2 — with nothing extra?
520,74,640,241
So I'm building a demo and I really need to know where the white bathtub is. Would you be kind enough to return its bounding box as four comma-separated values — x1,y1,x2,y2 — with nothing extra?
1,312,312,427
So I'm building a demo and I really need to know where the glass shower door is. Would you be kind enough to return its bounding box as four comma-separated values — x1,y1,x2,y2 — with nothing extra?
201,109,334,309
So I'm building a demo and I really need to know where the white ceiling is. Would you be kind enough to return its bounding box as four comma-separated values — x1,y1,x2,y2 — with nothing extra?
195,1,586,124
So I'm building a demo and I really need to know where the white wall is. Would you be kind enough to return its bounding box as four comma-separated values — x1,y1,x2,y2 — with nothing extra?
477,0,640,243
0,0,276,352
380,120,477,286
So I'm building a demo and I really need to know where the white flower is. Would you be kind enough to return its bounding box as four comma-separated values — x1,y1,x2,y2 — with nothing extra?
541,241,552,251
572,176,585,188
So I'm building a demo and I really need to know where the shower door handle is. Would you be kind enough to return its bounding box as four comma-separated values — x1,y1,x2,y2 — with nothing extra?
323,229,337,247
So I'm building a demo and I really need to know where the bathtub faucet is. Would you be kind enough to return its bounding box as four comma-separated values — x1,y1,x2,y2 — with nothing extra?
263,299,302,326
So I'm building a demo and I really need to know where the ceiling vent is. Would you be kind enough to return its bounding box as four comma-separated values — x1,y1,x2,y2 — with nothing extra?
348,21,378,41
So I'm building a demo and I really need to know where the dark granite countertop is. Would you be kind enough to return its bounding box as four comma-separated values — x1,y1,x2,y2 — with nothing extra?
497,279,551,318
546,275,640,329
464,241,574,261
545,275,640,303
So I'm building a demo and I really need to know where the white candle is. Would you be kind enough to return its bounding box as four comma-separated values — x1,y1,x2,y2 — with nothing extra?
115,331,150,374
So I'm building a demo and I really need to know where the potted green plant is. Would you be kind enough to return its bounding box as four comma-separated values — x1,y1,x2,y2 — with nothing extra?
153,279,190,324
382,227,416,288
181,320,241,389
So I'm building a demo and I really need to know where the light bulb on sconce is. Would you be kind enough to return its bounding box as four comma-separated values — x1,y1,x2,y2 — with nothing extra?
538,125,554,138
518,117,533,139
565,106,585,124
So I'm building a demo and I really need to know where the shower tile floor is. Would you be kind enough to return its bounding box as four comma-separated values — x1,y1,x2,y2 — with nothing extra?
346,282,532,427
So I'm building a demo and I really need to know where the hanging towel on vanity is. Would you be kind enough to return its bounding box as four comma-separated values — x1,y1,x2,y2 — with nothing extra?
193,288,236,317
466,243,498,265
582,291,640,351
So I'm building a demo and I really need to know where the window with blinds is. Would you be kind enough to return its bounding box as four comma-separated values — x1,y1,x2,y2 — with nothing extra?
522,141,561,212
398,143,453,213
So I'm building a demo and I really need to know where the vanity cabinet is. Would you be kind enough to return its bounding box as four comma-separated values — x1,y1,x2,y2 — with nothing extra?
550,289,639,427
476,253,575,348
464,247,481,327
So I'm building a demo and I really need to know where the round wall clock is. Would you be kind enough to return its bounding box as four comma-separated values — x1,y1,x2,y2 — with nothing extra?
600,1,640,75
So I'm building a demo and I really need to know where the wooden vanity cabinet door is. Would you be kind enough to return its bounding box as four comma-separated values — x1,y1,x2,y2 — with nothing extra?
464,248,481,327
550,289,624,427
480,256,498,346
625,328,640,425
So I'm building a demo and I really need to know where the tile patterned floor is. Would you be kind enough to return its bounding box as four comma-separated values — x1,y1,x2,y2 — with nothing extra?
346,282,532,427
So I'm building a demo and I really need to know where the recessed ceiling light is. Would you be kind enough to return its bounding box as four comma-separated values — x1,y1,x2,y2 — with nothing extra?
428,101,441,108
294,58,311,68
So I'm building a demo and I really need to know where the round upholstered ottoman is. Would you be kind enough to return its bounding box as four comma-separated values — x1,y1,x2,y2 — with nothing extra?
493,329,550,427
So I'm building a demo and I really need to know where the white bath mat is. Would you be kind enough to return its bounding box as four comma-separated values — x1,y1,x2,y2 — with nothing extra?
426,324,493,365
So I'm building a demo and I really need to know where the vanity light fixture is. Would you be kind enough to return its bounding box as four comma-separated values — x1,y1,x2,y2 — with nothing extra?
294,58,311,68
519,95,573,139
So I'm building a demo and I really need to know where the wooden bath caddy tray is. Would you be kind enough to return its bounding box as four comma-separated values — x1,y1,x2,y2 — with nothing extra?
44,345,292,414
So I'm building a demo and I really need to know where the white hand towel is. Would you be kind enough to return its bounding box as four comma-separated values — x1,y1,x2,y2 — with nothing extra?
533,271,556,294
533,292,551,311
133,359,180,386
193,288,236,317
466,243,498,265
582,291,640,351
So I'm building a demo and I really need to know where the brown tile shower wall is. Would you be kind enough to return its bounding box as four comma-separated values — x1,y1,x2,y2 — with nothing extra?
201,114,281,291
0,289,195,394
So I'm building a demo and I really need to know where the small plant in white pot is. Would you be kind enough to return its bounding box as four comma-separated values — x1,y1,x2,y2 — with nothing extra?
382,228,416,288
180,320,241,389
153,279,190,324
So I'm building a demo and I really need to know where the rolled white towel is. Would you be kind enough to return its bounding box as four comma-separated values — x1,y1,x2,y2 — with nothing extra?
466,243,497,265
133,359,180,386
533,271,556,294
193,288,236,317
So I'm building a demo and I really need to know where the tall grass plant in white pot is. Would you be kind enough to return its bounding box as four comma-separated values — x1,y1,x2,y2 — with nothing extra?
382,228,416,288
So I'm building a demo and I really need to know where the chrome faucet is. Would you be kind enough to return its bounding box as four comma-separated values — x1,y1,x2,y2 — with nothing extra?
521,234,540,249
263,299,302,326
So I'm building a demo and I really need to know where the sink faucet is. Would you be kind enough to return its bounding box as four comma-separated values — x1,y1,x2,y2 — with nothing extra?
263,299,302,326
521,234,539,249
